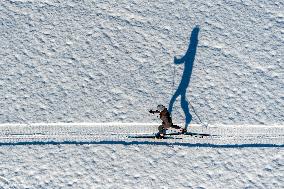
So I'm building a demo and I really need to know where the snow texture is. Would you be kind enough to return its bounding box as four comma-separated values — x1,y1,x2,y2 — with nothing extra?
0,1,283,188
0,145,283,189
0,123,283,145
0,0,283,125
0,123,283,189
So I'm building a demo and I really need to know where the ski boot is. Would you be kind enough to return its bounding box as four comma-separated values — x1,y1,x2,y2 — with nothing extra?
156,127,166,139
155,133,164,139
155,130,166,139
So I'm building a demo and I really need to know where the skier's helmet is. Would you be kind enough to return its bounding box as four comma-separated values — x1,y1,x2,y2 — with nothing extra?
157,104,165,111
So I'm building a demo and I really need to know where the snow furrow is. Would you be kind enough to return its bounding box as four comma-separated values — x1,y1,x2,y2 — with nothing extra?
0,123,283,146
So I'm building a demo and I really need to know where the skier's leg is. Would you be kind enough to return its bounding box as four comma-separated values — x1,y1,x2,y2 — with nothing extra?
158,125,166,134
171,124,181,129
157,125,166,138
158,125,164,133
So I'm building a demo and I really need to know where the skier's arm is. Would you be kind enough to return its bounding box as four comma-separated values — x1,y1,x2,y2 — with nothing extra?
149,110,160,114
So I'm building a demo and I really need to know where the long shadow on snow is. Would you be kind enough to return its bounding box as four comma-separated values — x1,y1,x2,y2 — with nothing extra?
168,26,200,130
0,140,282,148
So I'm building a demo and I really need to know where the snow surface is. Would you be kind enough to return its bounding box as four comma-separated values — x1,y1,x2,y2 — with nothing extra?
0,123,283,146
0,142,283,189
0,0,283,124
0,0,283,188
0,123,283,188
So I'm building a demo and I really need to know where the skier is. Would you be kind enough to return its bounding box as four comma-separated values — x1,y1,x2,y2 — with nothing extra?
149,104,187,138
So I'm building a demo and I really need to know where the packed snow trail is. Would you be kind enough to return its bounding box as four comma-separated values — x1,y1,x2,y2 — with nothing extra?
0,123,283,146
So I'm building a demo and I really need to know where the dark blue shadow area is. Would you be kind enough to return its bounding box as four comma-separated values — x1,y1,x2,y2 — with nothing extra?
168,26,200,129
0,140,282,148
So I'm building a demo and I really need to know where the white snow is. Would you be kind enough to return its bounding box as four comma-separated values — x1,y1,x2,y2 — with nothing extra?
0,123,283,188
0,142,283,189
0,0,283,188
0,0,283,124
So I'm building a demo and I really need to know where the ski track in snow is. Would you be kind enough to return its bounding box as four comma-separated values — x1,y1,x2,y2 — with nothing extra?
0,123,283,146
0,123,283,189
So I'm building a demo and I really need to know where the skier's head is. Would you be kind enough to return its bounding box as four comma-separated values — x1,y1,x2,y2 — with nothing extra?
157,104,165,112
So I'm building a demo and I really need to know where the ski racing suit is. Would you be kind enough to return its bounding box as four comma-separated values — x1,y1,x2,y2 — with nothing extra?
158,108,181,134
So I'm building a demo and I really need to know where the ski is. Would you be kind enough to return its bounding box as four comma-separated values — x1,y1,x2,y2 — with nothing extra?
127,131,212,139
127,134,180,139
166,132,212,138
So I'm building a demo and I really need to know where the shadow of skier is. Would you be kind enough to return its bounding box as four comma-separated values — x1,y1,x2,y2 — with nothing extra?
1,140,282,148
168,26,200,130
